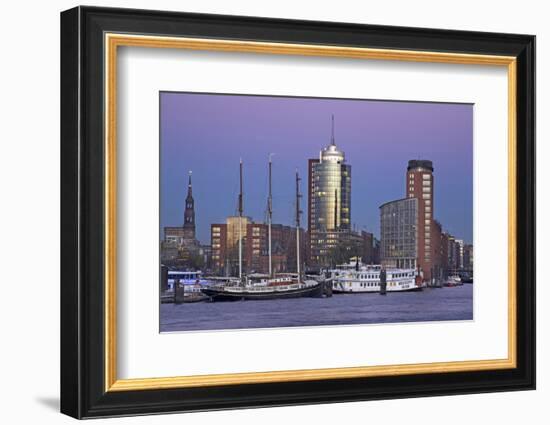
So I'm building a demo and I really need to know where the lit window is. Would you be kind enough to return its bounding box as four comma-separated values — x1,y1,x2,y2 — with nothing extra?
422,174,430,180
422,180,431,187
422,193,431,199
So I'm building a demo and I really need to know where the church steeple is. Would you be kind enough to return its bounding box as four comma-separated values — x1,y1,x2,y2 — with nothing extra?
183,171,195,237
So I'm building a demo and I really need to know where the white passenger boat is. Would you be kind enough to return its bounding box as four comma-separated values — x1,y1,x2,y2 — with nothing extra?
327,262,423,293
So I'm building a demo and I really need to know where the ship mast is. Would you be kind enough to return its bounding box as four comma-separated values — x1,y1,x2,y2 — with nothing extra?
295,170,302,280
238,159,243,280
267,155,273,277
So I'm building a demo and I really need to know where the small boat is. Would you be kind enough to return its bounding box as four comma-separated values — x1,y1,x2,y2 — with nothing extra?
444,275,462,287
327,261,423,293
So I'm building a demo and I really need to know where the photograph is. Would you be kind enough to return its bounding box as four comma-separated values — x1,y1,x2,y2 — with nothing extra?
159,92,474,332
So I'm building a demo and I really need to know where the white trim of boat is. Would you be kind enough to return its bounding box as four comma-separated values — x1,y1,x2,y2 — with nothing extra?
207,279,319,294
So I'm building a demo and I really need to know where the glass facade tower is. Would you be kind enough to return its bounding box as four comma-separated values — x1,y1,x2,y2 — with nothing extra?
307,118,351,265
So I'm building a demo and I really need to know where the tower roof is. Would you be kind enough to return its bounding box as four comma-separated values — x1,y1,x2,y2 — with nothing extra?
321,114,345,162
186,170,193,198
407,160,433,172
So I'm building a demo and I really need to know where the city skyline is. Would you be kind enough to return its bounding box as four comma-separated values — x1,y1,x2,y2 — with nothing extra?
160,92,473,245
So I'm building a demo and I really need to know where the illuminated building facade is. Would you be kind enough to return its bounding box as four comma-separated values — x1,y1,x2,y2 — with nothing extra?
307,116,351,266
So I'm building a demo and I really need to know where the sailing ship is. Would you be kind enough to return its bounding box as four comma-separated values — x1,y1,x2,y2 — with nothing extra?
327,260,424,293
202,159,323,301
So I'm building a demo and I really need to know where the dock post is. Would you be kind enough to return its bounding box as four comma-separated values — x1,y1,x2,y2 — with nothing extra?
380,268,387,295
174,279,183,304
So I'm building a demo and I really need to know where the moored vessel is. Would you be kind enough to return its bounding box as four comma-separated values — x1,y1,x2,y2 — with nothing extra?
161,270,211,303
327,261,423,293
444,274,463,287
202,275,322,301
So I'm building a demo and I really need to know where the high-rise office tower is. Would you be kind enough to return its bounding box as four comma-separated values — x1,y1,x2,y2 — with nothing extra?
406,160,434,280
307,116,351,266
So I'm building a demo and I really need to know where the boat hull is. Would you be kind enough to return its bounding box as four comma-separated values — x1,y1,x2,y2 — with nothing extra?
202,283,323,301
332,286,423,294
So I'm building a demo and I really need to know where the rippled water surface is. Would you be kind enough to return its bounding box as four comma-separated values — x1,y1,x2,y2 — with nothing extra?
160,284,473,332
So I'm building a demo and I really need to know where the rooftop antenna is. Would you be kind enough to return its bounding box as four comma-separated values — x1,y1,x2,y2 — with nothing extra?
331,114,335,146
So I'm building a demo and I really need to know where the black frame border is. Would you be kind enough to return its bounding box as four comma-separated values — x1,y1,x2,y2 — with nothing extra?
60,6,535,419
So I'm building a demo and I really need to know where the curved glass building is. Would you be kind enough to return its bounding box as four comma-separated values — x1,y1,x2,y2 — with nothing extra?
307,118,351,266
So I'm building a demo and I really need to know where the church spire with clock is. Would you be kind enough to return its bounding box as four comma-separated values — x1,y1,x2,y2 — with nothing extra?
183,171,196,239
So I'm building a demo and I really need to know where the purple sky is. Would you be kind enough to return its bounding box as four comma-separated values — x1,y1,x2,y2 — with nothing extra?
160,92,473,245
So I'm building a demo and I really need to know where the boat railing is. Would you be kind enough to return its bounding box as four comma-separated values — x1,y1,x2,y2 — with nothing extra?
221,283,306,293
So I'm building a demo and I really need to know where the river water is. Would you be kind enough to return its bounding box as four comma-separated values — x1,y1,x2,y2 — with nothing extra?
160,284,473,332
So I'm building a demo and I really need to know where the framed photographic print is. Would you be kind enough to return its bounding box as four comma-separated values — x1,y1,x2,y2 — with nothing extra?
60,6,535,419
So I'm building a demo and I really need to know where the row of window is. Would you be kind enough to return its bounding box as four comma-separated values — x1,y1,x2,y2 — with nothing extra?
408,173,431,180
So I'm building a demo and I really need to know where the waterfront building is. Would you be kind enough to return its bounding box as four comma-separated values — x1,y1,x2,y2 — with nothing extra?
210,218,304,275
463,243,474,272
160,240,179,261
431,219,445,282
361,230,375,264
226,215,252,257
455,239,465,269
373,237,381,264
406,159,435,280
246,222,305,274
307,116,352,266
440,231,450,277
446,234,461,271
210,223,227,272
210,216,251,275
163,226,186,245
199,244,212,270
379,197,418,270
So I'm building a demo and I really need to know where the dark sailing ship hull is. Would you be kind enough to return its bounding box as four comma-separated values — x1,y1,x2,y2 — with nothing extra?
202,283,323,301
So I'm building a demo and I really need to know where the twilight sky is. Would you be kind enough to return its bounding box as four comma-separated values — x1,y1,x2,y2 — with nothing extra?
160,92,473,245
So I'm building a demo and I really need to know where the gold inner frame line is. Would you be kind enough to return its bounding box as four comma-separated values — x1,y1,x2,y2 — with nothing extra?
104,33,517,392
